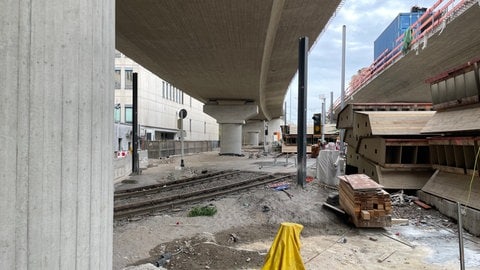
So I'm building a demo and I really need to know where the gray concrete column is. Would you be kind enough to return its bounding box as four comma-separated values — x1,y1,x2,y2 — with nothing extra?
0,0,114,269
220,124,243,154
247,131,260,146
204,104,258,155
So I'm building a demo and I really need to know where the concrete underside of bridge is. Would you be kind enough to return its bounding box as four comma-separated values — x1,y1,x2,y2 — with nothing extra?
116,0,341,155
116,0,341,121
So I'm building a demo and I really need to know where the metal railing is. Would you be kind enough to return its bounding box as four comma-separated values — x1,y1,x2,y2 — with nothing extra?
332,0,475,112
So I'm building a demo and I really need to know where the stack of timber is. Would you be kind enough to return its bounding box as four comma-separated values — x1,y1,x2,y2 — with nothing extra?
336,103,435,189
338,174,392,228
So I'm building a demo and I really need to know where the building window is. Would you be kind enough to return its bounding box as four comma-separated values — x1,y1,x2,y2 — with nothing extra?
114,104,121,122
166,83,170,100
162,81,166,98
125,105,133,123
180,92,184,104
125,69,133,89
114,69,121,89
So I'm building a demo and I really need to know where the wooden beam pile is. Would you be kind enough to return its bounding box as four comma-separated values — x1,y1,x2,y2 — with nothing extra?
339,174,392,227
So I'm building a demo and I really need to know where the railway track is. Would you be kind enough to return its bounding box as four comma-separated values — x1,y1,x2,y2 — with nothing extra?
114,171,293,220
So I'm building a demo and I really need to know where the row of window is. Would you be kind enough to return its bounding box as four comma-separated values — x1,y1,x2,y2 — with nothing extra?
114,69,133,89
162,81,184,104
114,105,132,123
115,68,184,105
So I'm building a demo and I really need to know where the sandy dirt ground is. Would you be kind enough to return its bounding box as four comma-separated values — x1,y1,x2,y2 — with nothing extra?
113,151,480,270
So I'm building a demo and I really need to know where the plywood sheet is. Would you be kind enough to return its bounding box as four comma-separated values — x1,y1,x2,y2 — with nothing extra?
422,170,480,210
422,106,480,133
379,169,433,190
357,111,435,135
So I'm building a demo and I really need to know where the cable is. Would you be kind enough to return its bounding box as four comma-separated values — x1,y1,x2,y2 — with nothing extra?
463,145,480,214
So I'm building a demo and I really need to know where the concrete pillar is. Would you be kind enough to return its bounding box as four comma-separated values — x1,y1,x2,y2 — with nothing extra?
0,1,114,269
220,124,243,154
247,131,260,146
204,104,258,155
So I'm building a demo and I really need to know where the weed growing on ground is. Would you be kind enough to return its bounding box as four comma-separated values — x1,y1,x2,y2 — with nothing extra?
188,205,217,217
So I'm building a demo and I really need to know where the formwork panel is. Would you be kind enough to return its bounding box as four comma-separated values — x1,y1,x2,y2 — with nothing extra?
347,145,361,168
356,156,432,189
337,104,355,129
422,171,480,211
454,145,466,170
437,80,448,104
465,70,477,97
454,73,466,100
358,156,380,183
358,137,386,165
431,83,440,104
446,77,457,101
437,145,447,166
445,145,455,167
345,129,357,148
464,145,476,170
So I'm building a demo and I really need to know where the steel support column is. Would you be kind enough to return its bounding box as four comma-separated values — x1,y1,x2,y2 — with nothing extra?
297,37,308,187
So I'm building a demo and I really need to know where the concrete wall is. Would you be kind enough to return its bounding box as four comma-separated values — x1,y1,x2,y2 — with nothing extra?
418,191,480,236
0,1,114,269
114,155,133,180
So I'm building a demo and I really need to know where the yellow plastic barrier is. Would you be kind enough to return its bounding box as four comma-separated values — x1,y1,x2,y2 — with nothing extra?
261,222,305,270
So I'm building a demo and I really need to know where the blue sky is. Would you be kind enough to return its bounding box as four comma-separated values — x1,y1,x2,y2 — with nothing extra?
285,0,437,124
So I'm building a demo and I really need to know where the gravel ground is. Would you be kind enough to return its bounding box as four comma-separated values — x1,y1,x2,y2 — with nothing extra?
114,151,480,270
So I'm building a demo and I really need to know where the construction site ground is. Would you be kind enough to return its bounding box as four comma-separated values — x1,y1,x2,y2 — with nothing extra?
114,150,480,270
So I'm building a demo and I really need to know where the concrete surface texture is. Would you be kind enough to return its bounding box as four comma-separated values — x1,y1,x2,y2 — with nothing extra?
116,0,342,120
0,0,114,269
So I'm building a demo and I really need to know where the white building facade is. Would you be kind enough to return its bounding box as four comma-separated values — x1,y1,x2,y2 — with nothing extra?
114,52,219,152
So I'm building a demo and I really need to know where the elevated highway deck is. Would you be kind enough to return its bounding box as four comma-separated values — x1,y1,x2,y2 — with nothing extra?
337,1,480,110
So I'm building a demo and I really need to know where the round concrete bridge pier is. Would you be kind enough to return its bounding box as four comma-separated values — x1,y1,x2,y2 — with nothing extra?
247,131,260,146
204,103,258,155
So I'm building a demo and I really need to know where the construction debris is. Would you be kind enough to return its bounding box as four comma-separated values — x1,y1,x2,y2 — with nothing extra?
338,174,392,228
377,250,396,263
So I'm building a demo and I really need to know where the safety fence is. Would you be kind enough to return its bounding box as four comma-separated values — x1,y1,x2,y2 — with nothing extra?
145,140,220,159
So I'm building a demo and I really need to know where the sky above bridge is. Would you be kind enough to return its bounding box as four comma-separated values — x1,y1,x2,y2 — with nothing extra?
286,0,436,125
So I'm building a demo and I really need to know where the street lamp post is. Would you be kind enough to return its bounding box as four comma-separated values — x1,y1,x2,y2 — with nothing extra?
319,94,326,143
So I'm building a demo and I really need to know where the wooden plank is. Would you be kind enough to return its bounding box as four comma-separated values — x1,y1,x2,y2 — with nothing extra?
414,200,432,209
339,174,383,190
323,202,346,215
361,210,371,220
